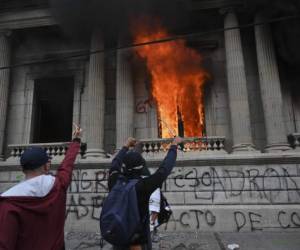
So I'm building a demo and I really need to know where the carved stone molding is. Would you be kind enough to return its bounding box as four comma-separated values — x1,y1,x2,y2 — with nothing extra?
0,29,12,38
188,0,243,11
0,8,56,30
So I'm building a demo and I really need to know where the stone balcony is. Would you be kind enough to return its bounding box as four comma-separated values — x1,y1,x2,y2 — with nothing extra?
139,136,226,159
5,134,300,164
5,136,226,163
7,142,87,163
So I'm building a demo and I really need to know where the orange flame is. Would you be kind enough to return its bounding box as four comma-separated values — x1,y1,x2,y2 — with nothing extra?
132,18,208,138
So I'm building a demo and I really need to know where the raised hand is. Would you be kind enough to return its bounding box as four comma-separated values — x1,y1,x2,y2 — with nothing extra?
172,136,184,145
125,137,137,148
72,123,83,138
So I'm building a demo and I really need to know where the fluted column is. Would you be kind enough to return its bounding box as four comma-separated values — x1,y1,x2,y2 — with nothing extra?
116,46,134,149
0,31,11,160
224,9,256,153
86,29,106,158
254,13,290,152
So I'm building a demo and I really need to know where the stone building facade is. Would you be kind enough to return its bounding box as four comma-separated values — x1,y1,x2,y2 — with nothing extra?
0,0,299,248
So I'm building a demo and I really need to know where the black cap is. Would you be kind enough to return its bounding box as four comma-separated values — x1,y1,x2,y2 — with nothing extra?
123,151,146,172
20,147,50,170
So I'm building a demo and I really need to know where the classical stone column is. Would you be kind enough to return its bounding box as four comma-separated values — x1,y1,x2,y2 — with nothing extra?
0,31,11,160
254,13,290,152
116,47,134,149
224,9,256,152
85,29,106,158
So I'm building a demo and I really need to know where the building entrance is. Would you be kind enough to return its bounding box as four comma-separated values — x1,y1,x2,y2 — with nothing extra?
32,77,74,143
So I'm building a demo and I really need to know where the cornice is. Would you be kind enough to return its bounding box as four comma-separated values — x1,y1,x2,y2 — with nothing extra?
13,49,90,63
187,0,243,11
1,152,300,171
0,8,56,30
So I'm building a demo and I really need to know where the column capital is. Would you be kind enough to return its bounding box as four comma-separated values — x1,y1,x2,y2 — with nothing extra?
117,31,134,62
219,4,246,16
90,28,104,51
223,7,239,29
0,30,12,38
120,49,134,63
254,12,267,23
219,6,235,16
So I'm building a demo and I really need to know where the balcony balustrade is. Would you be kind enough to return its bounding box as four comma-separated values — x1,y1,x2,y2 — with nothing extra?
7,142,86,162
7,134,300,163
139,136,226,158
5,136,226,162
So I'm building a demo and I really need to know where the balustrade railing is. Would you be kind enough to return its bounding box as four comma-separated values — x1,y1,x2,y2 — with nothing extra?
5,133,300,162
7,142,87,161
6,136,226,162
139,136,226,157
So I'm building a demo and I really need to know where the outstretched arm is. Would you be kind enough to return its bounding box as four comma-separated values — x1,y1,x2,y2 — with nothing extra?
138,137,183,196
56,124,82,190
109,147,129,175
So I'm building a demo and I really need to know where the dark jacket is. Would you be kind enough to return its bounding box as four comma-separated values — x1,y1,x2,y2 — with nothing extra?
108,145,177,247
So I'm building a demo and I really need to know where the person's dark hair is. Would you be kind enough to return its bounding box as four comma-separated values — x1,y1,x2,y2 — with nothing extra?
20,147,50,171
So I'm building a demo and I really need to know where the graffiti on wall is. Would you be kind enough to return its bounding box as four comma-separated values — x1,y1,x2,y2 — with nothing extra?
166,166,300,203
64,166,300,233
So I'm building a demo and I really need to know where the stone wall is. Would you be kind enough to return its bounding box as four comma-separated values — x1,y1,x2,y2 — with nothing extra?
62,160,300,233
1,155,300,239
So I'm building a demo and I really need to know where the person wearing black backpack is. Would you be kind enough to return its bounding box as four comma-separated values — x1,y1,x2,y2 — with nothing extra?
102,136,182,250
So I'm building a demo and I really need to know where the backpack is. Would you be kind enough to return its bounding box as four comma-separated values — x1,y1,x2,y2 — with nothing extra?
157,192,172,227
100,176,141,246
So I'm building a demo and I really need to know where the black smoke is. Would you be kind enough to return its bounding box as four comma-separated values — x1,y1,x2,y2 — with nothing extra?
50,0,300,65
49,0,189,44
246,0,300,66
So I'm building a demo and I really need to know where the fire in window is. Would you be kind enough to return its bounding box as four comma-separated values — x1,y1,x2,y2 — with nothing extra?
132,18,209,138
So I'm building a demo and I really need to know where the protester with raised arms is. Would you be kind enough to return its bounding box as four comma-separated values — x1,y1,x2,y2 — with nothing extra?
0,124,82,250
100,136,183,250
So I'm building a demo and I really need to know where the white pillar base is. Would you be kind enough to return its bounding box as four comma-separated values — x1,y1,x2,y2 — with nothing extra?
232,143,259,154
85,148,106,158
264,144,291,153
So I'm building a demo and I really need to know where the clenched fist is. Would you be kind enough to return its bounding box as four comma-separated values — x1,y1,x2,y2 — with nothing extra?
124,137,137,148
172,137,183,145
